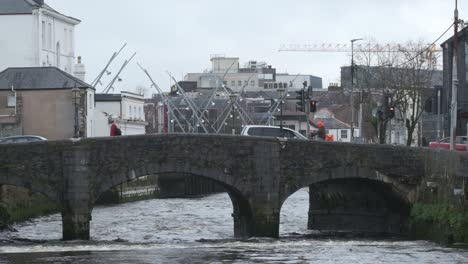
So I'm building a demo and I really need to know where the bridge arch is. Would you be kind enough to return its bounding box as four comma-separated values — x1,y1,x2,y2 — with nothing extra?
279,165,414,235
91,169,254,239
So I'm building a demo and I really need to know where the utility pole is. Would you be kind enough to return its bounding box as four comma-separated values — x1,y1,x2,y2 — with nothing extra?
306,85,311,138
450,0,459,150
437,88,441,139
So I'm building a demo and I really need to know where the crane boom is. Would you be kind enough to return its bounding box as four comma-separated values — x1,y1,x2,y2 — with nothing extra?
279,43,442,53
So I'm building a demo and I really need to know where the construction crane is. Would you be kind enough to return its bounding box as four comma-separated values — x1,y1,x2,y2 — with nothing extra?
279,43,442,53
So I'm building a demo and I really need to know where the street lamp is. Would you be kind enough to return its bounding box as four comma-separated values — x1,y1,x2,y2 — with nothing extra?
229,94,237,135
71,87,81,138
350,38,363,142
277,88,285,130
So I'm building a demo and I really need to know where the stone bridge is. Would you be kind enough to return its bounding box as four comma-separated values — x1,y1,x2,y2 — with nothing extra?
0,134,467,240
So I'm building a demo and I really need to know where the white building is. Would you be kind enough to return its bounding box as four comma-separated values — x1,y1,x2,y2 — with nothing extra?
94,92,147,137
313,109,359,142
0,0,80,74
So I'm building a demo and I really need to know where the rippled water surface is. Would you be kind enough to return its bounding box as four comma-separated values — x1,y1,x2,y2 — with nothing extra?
1,190,467,263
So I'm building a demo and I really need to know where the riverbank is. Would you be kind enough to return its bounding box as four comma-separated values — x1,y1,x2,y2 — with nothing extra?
409,203,468,244
0,186,59,229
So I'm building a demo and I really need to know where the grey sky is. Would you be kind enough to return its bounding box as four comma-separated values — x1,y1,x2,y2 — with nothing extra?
48,0,458,94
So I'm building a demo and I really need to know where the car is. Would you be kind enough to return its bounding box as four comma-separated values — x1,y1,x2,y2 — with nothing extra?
429,136,467,151
241,125,308,140
0,135,47,144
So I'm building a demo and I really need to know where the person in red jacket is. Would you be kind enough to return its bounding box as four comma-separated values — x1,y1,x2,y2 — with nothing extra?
109,118,121,136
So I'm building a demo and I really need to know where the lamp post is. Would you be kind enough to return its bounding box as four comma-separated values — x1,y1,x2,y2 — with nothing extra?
229,94,237,135
277,88,285,130
71,87,80,138
350,38,363,142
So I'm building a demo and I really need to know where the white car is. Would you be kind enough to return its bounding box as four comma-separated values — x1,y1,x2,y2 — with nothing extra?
241,125,308,140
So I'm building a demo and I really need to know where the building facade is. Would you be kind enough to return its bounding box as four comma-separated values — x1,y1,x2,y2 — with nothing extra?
184,55,322,92
0,67,94,139
94,92,147,137
441,25,468,136
0,0,80,74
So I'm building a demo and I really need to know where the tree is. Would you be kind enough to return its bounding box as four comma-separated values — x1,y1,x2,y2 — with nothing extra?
354,40,439,146
135,85,148,97
382,42,438,146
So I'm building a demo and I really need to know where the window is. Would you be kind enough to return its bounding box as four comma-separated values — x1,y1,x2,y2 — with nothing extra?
134,106,137,119
238,80,242,86
244,80,248,86
69,30,74,52
48,23,52,49
250,80,255,86
64,28,68,53
264,83,268,89
129,106,132,118
279,83,283,88
274,83,278,89
41,21,46,48
231,80,236,86
341,130,348,139
261,127,282,137
7,95,16,107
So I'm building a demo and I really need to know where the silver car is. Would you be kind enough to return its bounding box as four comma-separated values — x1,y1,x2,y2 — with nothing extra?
0,135,47,144
241,125,308,140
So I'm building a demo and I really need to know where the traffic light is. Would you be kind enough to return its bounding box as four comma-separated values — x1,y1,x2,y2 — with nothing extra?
388,106,395,119
310,100,317,113
296,90,305,112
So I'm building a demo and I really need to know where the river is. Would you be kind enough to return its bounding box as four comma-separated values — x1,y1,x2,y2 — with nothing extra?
0,189,467,263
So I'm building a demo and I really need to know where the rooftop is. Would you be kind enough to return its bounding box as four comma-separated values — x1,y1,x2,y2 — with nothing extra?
0,0,80,23
0,67,92,90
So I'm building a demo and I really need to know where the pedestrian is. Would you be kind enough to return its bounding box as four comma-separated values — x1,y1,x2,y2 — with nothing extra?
109,118,122,136
316,121,326,140
310,121,326,140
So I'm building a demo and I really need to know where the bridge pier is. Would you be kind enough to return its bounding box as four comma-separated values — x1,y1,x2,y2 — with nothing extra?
232,206,280,238
229,191,280,238
62,203,91,240
61,147,92,241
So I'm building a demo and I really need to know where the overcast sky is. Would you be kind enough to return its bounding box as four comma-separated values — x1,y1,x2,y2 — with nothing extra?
48,0,458,94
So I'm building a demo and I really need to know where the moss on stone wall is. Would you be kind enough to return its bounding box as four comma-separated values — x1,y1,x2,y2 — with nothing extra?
0,186,59,229
410,203,468,244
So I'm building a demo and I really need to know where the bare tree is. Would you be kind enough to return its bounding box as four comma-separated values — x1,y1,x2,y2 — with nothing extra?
382,42,438,146
135,85,148,97
353,40,439,146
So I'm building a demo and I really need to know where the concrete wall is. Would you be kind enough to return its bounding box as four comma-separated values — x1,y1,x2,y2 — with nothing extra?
0,10,78,74
0,89,75,139
0,15,36,71
21,89,76,139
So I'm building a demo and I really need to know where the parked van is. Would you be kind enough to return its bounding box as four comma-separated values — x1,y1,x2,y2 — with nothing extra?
241,125,308,140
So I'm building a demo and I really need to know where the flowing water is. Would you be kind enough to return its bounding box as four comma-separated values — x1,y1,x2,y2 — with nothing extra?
0,189,467,263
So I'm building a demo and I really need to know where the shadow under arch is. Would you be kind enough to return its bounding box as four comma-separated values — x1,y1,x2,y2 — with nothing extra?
306,178,412,234
279,167,414,235
91,171,254,239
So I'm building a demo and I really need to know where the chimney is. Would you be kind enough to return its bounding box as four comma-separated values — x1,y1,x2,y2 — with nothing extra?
73,56,86,82
33,0,45,6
